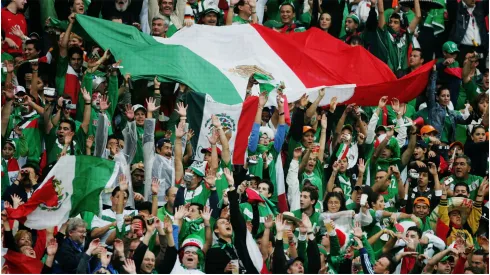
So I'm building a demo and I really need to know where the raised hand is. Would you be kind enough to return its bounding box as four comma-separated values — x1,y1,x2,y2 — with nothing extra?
153,76,161,88
99,95,110,112
87,238,101,255
151,177,159,195
264,214,274,229
13,126,23,137
358,158,366,174
64,131,75,145
299,94,309,108
186,129,195,141
163,216,173,234
86,135,95,149
80,87,91,103
175,121,186,138
207,129,218,145
378,96,388,109
124,104,134,121
391,97,400,113
320,113,327,129
275,214,286,233
68,13,76,24
122,258,137,274
390,165,400,178
10,25,25,38
174,205,190,220
247,0,257,8
211,114,222,128
332,161,340,172
100,247,111,267
353,221,363,238
301,213,312,233
30,61,39,72
357,133,365,145
134,192,144,201
11,194,23,209
46,238,58,256
329,96,338,113
204,170,217,189
146,97,160,113
118,174,128,191
259,92,268,107
201,206,213,226
478,177,489,196
344,103,355,114
276,94,284,109
223,167,234,185
428,162,437,175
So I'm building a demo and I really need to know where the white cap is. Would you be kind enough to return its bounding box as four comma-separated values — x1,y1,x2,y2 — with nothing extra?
132,104,146,112
15,86,26,95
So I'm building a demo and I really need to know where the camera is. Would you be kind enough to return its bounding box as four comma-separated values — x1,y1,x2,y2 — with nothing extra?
147,217,155,225
16,97,24,104
62,99,77,110
475,52,484,60
408,169,419,179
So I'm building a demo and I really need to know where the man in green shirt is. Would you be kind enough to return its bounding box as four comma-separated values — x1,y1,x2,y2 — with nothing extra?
226,0,257,25
264,2,307,33
292,185,321,234
373,0,421,73
443,155,483,200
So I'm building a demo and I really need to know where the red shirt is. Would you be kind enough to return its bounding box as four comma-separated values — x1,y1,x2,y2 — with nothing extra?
1,7,27,54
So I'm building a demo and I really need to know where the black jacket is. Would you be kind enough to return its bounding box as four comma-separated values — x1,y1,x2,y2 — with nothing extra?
448,1,488,47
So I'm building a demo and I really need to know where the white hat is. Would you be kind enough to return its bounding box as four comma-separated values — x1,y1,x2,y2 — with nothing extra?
132,104,147,112
14,86,26,95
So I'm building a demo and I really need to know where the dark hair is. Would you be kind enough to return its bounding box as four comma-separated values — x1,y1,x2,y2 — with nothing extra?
470,124,486,136
436,86,450,97
302,185,319,206
379,253,397,273
407,226,422,238
256,231,275,246
59,118,76,132
190,202,204,212
108,134,118,143
259,179,274,196
368,192,383,209
464,266,486,274
38,72,51,87
323,192,347,212
472,93,489,117
22,162,40,176
111,186,130,198
233,0,245,15
136,201,152,213
165,186,174,196
349,35,363,46
453,182,470,194
68,46,84,59
411,48,423,56
213,217,229,236
25,40,41,52
472,249,487,257
110,15,123,20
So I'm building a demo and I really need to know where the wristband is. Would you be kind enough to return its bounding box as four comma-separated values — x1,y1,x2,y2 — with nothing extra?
85,102,91,105
32,70,38,73
297,233,307,241
180,116,187,119
279,112,285,116
307,231,314,235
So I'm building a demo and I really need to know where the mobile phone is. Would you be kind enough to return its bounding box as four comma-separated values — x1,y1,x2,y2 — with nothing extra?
444,177,454,186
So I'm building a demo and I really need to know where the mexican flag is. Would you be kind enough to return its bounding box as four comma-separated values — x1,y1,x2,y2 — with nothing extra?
74,15,434,106
6,156,119,229
187,91,257,165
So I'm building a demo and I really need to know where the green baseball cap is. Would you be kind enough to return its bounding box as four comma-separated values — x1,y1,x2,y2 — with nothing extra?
346,14,360,24
442,41,459,54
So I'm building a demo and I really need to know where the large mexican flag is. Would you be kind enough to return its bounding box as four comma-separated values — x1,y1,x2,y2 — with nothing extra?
7,156,119,229
74,15,434,106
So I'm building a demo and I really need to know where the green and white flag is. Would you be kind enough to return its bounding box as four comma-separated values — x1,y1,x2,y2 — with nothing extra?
7,156,119,230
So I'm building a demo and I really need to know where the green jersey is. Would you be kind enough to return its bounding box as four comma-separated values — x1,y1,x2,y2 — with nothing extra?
444,174,483,201
45,126,86,164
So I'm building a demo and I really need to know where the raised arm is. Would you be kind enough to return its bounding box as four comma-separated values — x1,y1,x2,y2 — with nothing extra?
60,13,76,58
80,88,91,134
212,114,231,164
377,0,385,29
401,125,417,167
226,0,240,25
306,88,325,119
318,114,327,163
407,0,421,34
174,122,186,182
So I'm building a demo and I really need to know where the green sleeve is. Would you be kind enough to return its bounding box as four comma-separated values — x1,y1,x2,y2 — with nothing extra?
75,126,87,155
16,135,28,157
462,79,480,106
297,239,307,260
55,56,69,96
108,74,119,116
48,17,69,30
329,234,341,256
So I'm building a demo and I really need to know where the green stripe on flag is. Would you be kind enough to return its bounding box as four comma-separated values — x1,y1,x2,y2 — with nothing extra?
187,92,207,156
70,156,118,217
74,15,241,105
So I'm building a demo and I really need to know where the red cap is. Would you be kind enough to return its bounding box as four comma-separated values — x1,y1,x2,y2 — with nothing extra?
201,147,222,156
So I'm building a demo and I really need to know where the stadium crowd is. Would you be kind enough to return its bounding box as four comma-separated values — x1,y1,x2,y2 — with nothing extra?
0,0,489,273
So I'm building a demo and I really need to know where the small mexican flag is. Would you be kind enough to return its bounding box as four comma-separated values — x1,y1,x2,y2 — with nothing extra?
187,92,258,165
7,156,119,229
336,143,349,160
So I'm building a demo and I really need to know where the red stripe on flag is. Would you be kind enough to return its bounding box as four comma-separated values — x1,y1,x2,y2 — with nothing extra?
7,176,58,220
64,73,81,104
24,117,39,129
277,193,288,213
233,96,259,165
250,25,434,106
